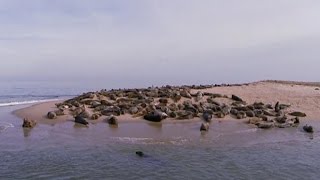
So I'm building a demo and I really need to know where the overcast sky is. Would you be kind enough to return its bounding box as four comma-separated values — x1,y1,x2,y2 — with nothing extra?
0,0,319,86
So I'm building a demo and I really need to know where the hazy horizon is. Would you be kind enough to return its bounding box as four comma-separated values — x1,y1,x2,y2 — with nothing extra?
1,1,320,87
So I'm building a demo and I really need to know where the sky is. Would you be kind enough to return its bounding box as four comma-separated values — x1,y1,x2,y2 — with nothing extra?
0,0,320,86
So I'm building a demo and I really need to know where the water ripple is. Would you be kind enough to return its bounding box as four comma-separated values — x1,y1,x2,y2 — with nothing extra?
0,122,14,132
110,136,190,145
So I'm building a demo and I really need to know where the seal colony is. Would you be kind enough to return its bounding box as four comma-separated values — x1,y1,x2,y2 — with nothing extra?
18,80,320,132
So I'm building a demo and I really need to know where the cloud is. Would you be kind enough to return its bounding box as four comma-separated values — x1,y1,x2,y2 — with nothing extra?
0,0,320,85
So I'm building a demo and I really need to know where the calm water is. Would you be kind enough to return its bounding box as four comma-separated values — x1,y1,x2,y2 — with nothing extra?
0,81,319,180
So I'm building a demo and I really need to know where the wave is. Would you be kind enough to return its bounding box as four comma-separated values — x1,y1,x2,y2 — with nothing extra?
211,128,258,139
233,128,258,134
0,122,14,132
0,95,58,98
0,99,61,107
0,94,75,99
111,137,153,143
110,136,189,145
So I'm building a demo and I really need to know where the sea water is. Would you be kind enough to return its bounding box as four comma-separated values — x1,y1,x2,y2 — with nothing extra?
0,81,319,180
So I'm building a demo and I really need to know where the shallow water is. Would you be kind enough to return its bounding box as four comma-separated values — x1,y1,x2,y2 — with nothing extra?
1,105,320,180
0,81,319,179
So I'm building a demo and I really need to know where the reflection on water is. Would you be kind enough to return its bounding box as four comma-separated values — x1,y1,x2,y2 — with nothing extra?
22,128,32,137
146,122,162,133
304,132,314,140
146,122,162,128
73,123,89,129
1,105,320,180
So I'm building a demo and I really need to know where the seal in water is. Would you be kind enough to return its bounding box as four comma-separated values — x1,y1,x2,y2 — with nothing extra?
202,112,212,122
303,125,313,133
22,118,37,128
136,151,144,157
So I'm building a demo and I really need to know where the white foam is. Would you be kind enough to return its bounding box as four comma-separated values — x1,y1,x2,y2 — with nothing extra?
111,137,153,143
111,136,189,145
218,128,258,138
0,99,60,107
233,128,258,134
0,122,14,132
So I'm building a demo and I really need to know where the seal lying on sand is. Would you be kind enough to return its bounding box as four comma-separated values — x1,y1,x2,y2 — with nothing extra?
106,116,118,126
75,115,89,126
47,111,57,119
48,82,309,131
144,111,168,122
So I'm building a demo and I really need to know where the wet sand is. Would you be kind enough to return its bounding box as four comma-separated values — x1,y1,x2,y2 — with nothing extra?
13,81,320,124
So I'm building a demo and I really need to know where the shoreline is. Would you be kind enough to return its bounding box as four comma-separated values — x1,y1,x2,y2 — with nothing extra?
262,80,320,87
13,81,320,127
13,100,206,124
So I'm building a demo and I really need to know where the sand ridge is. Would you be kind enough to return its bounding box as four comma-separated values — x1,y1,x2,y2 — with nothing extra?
13,81,320,125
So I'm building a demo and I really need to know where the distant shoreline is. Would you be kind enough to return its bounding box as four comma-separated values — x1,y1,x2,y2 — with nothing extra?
261,80,320,87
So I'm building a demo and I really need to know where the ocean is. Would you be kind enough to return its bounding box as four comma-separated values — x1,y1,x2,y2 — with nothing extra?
0,81,319,180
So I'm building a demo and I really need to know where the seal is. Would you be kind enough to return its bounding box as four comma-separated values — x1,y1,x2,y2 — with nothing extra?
275,102,280,112
106,115,118,126
91,113,100,120
136,151,144,157
22,118,37,128
202,112,212,122
47,111,57,119
232,95,244,102
144,111,168,122
74,115,89,126
289,111,306,117
303,125,313,133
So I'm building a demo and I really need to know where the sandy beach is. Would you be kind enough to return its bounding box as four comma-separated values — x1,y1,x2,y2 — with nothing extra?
13,100,145,124
13,81,320,124
194,81,320,120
